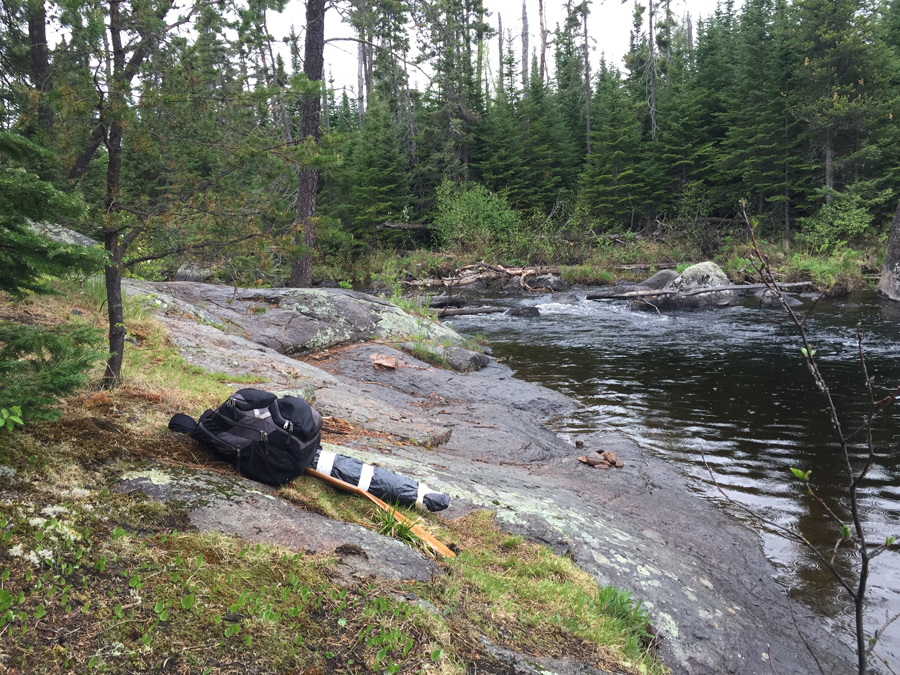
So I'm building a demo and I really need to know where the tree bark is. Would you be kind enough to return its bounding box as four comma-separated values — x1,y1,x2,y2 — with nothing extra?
825,132,835,205
521,1,528,89
649,0,657,141
538,0,546,82
877,200,900,301
498,13,503,87
28,0,53,132
103,233,126,386
289,0,326,288
102,0,128,387
582,6,590,157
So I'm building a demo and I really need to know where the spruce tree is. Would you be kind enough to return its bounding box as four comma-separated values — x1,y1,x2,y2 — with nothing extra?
577,62,653,229
0,131,106,420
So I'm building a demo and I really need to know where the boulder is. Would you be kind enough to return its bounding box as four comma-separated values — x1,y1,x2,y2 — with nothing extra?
878,199,900,301
446,347,491,372
640,268,679,290
122,281,462,355
673,261,729,291
758,289,803,309
398,341,491,372
499,275,522,291
175,262,215,282
505,306,540,317
428,294,467,309
652,261,734,310
317,279,340,288
530,274,569,292
30,223,99,247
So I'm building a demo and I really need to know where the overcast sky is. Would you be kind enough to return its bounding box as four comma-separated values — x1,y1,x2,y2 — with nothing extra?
271,0,727,93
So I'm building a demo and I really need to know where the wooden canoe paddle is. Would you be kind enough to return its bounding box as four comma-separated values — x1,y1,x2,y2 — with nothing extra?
304,467,456,558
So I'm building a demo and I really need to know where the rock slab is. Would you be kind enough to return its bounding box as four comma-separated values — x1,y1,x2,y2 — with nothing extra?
115,466,439,582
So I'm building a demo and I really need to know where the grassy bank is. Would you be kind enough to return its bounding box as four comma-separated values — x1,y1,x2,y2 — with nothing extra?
312,231,883,295
0,284,666,674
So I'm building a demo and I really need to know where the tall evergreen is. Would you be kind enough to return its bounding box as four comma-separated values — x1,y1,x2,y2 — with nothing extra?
577,61,653,229
788,0,897,205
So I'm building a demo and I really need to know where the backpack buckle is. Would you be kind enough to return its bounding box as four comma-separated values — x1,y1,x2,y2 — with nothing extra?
260,431,268,443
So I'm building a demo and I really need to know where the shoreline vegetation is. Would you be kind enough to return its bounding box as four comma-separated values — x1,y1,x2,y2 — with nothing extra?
0,281,667,675
311,231,880,300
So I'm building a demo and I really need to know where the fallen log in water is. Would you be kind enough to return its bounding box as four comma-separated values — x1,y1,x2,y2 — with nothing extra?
407,262,561,290
586,281,815,300
435,306,507,317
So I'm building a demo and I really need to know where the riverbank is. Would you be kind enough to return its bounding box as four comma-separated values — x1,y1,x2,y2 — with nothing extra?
0,281,855,673
309,233,881,297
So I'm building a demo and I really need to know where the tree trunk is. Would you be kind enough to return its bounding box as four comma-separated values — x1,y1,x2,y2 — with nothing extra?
498,13,503,87
649,0,657,141
103,233,126,387
825,132,835,205
538,0,546,82
289,0,326,288
28,0,53,132
101,0,128,387
582,8,590,157
356,31,365,124
521,1,528,89
877,200,900,301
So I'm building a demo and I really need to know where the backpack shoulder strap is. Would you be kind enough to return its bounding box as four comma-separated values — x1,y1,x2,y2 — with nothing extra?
168,413,198,435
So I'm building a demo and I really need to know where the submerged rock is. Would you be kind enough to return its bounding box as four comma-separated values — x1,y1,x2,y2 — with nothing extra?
640,268,679,290
505,306,540,317
530,274,569,292
758,289,803,309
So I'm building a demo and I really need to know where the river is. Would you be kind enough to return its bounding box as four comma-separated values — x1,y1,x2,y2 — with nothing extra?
447,289,900,668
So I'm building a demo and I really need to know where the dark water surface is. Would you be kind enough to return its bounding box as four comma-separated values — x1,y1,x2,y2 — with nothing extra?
448,289,900,666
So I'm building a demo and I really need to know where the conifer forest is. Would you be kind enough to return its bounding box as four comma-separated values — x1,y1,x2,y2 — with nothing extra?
2,0,900,287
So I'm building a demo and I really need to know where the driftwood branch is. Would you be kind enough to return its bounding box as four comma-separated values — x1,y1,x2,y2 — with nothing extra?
586,281,814,301
434,306,506,317
407,263,561,289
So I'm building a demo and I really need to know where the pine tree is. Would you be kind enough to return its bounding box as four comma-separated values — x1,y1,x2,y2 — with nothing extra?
0,131,106,419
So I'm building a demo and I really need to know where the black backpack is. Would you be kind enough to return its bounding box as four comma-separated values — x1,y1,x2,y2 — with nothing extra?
168,389,323,486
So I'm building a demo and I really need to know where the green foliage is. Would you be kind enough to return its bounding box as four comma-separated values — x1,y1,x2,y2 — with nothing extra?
0,406,23,433
798,194,874,253
0,133,106,298
432,180,521,254
0,322,104,421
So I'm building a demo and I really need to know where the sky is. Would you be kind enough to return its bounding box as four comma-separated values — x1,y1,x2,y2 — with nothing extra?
271,0,727,94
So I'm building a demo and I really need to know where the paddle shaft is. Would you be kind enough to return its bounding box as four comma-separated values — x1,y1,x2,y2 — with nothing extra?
304,467,456,558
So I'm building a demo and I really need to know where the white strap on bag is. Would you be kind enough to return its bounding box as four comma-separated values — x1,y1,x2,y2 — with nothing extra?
358,464,376,493
415,483,438,511
315,450,336,477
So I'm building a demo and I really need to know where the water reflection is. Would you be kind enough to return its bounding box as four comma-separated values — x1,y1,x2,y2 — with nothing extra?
448,290,900,664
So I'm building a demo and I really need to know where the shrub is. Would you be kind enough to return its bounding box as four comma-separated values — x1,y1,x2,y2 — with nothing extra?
798,194,874,253
432,180,521,254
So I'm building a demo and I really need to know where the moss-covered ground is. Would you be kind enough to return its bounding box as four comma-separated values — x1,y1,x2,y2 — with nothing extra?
0,282,667,674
